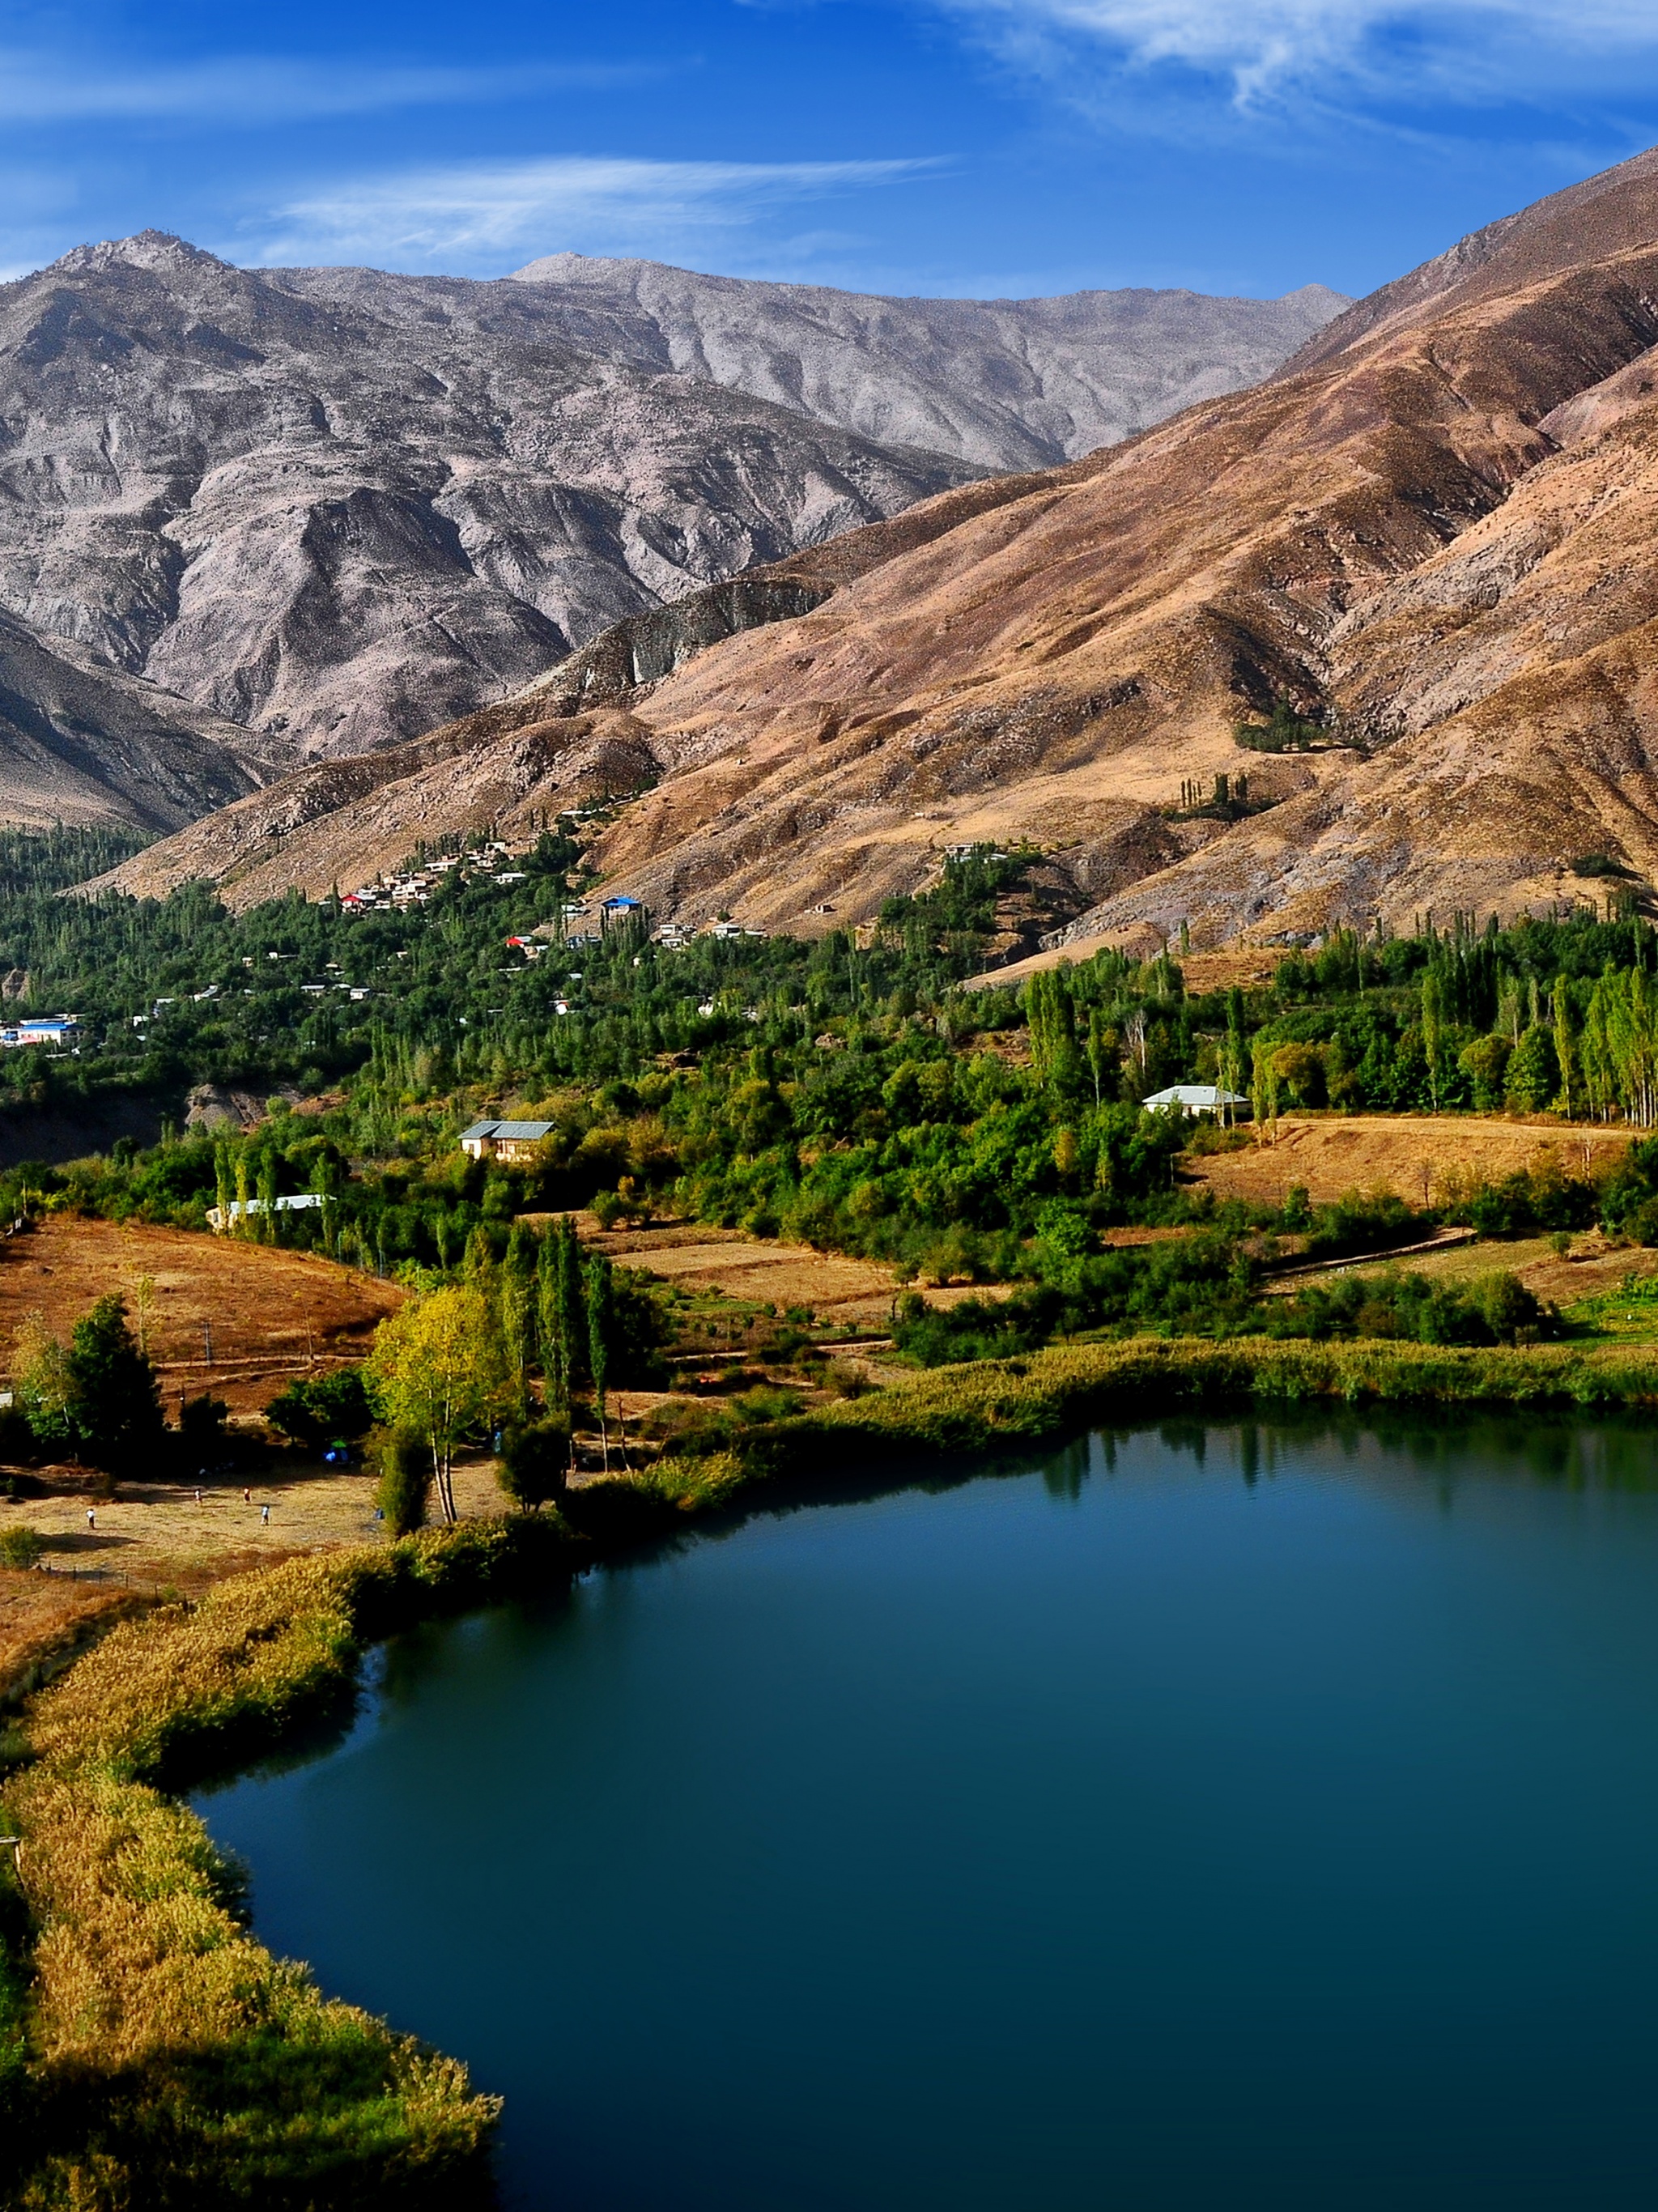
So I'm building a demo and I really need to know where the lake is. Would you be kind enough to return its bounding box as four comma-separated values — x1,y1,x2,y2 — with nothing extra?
198,1419,1658,2209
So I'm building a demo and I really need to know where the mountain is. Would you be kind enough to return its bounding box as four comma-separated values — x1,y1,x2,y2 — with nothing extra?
0,604,269,832
111,145,1658,942
531,145,1658,949
495,257,1347,470
0,236,1342,779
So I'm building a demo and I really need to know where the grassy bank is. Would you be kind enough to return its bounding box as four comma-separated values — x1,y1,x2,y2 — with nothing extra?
729,1333,1658,1473
0,1518,576,2210
6,1330,1658,2205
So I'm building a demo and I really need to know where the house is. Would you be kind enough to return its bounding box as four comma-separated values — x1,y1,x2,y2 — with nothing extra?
0,1015,79,1049
459,1119,555,1163
1141,1084,1250,1117
206,1193,328,1234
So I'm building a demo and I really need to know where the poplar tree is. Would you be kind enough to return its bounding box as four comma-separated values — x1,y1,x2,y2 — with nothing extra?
585,1251,613,1472
537,1228,567,1413
500,1226,536,1420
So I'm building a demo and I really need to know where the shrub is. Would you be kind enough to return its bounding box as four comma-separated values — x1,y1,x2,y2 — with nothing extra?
0,1405,35,1464
497,1417,570,1511
177,1391,231,1457
372,1428,430,1536
264,1366,373,1449
0,1525,42,1569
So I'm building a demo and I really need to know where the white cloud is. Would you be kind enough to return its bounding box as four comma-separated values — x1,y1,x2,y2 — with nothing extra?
0,52,646,125
240,156,942,271
937,0,1658,118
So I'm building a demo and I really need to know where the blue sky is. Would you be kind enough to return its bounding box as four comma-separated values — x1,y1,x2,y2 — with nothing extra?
7,0,1658,300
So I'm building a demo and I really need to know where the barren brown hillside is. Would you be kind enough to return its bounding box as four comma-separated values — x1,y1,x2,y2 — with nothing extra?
102,147,1658,944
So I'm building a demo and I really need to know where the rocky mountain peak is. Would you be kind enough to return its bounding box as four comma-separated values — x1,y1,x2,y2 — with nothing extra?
45,231,234,281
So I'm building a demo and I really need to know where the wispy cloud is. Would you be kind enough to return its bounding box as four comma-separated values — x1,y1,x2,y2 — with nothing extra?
240,155,943,271
935,0,1658,137
0,51,650,126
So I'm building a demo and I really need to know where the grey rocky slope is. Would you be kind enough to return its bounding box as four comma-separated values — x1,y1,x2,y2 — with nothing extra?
0,230,1345,773
0,603,270,832
499,257,1349,470
0,233,979,763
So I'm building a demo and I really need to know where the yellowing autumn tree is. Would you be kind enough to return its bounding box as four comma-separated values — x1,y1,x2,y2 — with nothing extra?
365,1285,507,1524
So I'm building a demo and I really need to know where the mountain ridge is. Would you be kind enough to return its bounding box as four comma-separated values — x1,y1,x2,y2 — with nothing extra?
0,235,1341,798
99,145,1658,947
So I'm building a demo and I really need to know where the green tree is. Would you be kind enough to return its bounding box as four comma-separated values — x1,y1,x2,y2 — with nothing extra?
585,1252,614,1470
557,1214,588,1391
500,1226,536,1419
1552,977,1576,1116
1458,1033,1511,1112
374,1427,430,1535
365,1285,507,1523
497,1415,570,1511
14,1312,73,1444
537,1227,567,1413
1506,1023,1560,1113
65,1295,164,1470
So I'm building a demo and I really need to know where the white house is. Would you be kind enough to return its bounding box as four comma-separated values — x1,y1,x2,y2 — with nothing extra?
207,1193,328,1234
1141,1084,1250,1117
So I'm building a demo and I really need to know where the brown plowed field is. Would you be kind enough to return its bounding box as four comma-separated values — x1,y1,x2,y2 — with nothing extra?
1191,1116,1634,1210
0,1214,402,1415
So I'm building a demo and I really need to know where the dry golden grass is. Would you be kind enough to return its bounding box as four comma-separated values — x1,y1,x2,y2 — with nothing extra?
3,1533,516,2200
0,1457,507,1708
577,1217,1014,1325
1190,1115,1633,1210
0,1214,402,1415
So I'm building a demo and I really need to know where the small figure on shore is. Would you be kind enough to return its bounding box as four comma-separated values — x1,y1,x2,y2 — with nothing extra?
261,1504,270,1525
243,1487,252,1505
86,1508,95,1530
194,1487,203,1507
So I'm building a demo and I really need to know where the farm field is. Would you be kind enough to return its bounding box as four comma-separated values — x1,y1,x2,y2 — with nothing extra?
1323,1228,1658,1338
0,1214,402,1415
586,1218,1021,1325
1190,1114,1635,1210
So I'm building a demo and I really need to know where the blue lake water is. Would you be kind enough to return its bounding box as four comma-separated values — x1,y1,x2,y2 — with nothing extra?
198,1420,1658,2209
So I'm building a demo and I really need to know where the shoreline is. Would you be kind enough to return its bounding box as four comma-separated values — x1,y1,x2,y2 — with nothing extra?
6,1330,1658,2201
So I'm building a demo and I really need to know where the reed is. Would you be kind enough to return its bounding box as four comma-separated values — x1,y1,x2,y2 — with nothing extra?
1,1519,570,2210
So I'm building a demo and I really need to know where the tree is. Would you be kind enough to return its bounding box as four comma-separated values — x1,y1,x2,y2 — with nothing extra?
374,1428,430,1535
365,1285,507,1523
585,1252,614,1471
500,1226,536,1420
537,1227,567,1414
1553,977,1577,1117
556,1214,587,1391
1458,1033,1511,1112
1506,1023,1560,1114
496,1415,570,1511
65,1295,164,1470
1420,970,1447,1112
264,1368,372,1451
14,1311,73,1445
